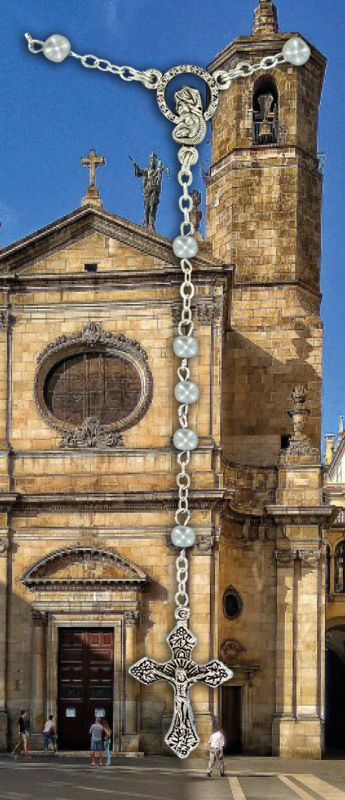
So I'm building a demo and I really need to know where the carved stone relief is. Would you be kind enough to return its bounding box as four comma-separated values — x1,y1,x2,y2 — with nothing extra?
221,639,246,665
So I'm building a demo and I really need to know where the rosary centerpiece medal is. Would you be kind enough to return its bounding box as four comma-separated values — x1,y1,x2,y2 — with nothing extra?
24,28,311,758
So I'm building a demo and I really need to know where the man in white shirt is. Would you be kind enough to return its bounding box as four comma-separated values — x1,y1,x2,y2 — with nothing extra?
207,726,225,777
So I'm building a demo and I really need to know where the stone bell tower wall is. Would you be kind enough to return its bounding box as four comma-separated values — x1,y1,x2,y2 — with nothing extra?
207,33,326,465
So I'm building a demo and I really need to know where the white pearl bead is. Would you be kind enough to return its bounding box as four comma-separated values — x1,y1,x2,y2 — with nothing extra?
173,235,199,259
173,429,198,451
282,37,311,67
174,381,200,404
171,525,196,548
173,336,198,358
43,34,71,63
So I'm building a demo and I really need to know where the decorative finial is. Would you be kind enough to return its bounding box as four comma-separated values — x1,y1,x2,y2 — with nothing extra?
281,386,319,460
339,415,344,438
80,148,106,208
253,0,279,36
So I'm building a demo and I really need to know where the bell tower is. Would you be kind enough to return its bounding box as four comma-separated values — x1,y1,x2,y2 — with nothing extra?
207,1,326,465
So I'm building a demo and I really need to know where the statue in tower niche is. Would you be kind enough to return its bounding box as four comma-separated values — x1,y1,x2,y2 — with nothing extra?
130,153,169,231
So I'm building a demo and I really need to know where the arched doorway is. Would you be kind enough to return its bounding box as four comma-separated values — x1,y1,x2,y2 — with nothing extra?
326,625,345,751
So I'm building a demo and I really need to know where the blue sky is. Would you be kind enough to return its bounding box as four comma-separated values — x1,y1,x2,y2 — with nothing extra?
1,0,345,444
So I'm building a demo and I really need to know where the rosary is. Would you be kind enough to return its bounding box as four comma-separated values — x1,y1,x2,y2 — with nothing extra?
25,30,310,759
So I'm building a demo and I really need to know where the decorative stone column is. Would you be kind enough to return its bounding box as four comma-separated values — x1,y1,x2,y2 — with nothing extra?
123,611,140,752
329,549,335,594
0,537,9,750
30,611,47,748
269,513,334,758
268,387,337,757
272,543,296,751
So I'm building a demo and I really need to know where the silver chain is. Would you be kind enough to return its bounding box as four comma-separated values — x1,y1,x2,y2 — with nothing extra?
25,33,287,94
174,550,189,611
173,144,199,543
24,33,162,90
213,51,287,89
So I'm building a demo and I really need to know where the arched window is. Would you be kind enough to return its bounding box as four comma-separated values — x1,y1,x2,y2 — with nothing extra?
335,541,345,593
252,78,278,145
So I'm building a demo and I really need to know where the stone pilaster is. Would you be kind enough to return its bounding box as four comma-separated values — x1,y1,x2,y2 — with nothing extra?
30,611,47,749
122,611,140,752
0,536,8,750
268,506,334,758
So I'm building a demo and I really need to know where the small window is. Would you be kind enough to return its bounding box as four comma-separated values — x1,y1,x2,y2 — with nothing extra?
84,263,98,272
281,434,290,450
252,77,278,145
335,541,345,593
223,586,243,620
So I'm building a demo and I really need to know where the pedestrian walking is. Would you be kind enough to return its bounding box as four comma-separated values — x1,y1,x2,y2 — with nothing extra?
207,725,225,777
42,714,57,754
102,719,112,766
11,710,30,758
89,717,104,766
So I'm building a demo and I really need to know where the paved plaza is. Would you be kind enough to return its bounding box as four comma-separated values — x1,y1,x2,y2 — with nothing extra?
0,755,345,800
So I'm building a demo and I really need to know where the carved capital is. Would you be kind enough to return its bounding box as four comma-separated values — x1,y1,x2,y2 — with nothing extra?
0,310,14,332
298,548,321,567
31,610,48,626
194,535,214,554
274,546,321,567
124,610,140,625
274,548,298,565
0,539,9,555
171,300,222,328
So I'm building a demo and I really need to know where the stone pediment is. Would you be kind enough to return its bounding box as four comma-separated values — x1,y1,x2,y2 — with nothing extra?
0,206,222,277
22,546,148,589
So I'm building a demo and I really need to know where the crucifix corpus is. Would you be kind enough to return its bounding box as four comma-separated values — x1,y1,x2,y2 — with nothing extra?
24,27,311,758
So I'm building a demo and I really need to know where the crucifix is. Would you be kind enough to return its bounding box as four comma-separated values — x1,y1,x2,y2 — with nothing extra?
129,620,233,758
24,27,311,758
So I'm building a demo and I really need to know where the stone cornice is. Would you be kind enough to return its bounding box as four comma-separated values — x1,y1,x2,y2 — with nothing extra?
0,489,225,513
0,266,233,290
0,206,225,276
266,505,337,527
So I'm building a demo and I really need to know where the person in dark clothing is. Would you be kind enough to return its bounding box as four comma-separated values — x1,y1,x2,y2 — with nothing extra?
11,710,30,758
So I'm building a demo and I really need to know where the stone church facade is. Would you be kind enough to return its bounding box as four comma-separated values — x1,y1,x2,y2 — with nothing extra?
0,2,333,757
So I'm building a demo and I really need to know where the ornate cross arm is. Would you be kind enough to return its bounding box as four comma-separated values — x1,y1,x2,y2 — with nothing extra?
129,623,233,758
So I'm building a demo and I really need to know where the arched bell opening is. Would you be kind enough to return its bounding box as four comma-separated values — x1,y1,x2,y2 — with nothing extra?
252,76,279,145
